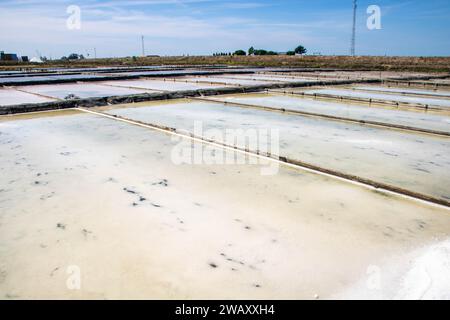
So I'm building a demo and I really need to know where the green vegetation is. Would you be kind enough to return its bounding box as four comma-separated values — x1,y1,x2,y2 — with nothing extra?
233,50,247,56
61,53,85,60
244,44,307,56
248,47,278,56
213,52,232,56
295,45,307,55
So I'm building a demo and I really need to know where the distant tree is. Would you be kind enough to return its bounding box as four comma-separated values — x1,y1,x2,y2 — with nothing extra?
246,48,279,56
294,45,307,55
68,53,79,60
66,53,85,60
286,51,295,56
248,46,255,55
233,50,246,56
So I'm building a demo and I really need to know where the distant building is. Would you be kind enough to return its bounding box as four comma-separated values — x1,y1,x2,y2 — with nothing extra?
21,56,29,62
30,57,43,63
0,51,20,61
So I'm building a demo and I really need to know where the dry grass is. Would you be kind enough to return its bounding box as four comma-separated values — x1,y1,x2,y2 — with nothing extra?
1,55,450,73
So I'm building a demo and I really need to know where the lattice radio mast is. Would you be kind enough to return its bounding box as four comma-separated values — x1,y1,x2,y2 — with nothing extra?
351,0,357,56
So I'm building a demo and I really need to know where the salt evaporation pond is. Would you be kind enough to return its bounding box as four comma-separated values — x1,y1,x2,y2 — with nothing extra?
353,86,450,97
0,74,103,85
210,93,450,133
103,100,450,201
221,74,317,83
0,88,56,106
106,70,225,77
1,110,449,299
100,79,229,91
413,79,450,85
303,88,450,108
179,77,273,86
0,76,56,84
17,83,151,99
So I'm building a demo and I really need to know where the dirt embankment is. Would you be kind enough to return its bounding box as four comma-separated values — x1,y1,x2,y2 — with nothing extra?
1,55,450,73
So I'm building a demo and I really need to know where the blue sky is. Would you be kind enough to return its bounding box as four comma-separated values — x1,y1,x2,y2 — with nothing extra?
0,0,449,58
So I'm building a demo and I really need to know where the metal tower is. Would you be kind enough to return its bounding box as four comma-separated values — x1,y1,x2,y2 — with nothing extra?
351,0,357,56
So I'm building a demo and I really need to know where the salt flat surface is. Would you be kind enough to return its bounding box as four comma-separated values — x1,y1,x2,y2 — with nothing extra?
0,88,56,106
0,74,102,85
180,77,272,86
107,70,221,77
0,76,55,83
1,110,449,299
105,100,450,201
17,83,149,99
212,93,450,133
0,72,59,79
0,71,23,75
353,86,450,97
414,79,450,85
304,88,450,108
335,239,450,299
300,72,430,79
100,79,227,91
221,74,317,83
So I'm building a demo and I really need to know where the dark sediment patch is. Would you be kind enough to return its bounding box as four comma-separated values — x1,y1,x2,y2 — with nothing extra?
56,223,66,230
152,179,169,187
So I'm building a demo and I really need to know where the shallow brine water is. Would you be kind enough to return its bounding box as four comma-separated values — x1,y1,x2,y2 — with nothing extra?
179,77,273,86
303,88,450,108
220,75,317,83
0,88,56,106
0,74,103,84
17,83,151,99
100,79,228,91
353,86,450,97
209,93,450,133
414,79,450,84
103,100,450,202
0,110,449,299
